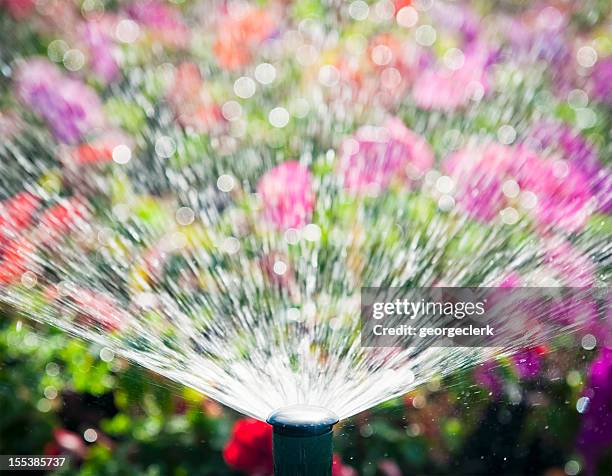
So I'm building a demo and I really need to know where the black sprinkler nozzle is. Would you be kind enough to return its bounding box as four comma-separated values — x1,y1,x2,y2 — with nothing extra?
267,405,339,476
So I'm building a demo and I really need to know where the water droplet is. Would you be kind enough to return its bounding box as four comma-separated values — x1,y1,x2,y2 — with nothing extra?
48,39,69,63
438,194,455,212
349,1,369,21
415,25,436,46
217,174,235,192
318,65,340,87
268,107,290,128
502,180,520,198
21,271,37,288
444,48,465,70
397,7,418,28
155,136,176,158
371,44,393,65
303,224,321,242
564,460,580,475
221,237,240,254
115,19,140,44
100,347,115,362
497,125,517,145
273,260,288,276
176,207,195,226
576,396,590,414
112,144,132,164
436,176,454,194
84,428,98,443
63,49,85,71
222,101,242,121
576,46,597,68
581,334,596,350
254,63,276,85
234,77,256,99
44,386,58,399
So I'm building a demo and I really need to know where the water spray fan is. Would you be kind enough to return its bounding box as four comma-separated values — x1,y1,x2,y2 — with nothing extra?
0,1,610,473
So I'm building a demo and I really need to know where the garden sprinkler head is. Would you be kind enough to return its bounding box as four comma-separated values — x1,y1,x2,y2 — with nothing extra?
267,405,339,476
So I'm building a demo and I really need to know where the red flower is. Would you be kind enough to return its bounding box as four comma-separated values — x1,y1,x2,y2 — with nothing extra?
2,0,36,19
214,7,275,70
333,454,357,476
1,192,39,230
223,418,273,475
0,192,39,249
38,199,87,240
73,143,114,165
0,237,35,285
51,428,87,458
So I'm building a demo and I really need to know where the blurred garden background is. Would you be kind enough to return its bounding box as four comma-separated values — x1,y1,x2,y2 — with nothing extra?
0,0,611,474
1,313,610,475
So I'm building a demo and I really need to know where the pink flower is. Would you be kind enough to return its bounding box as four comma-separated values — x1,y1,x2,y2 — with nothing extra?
339,117,433,194
517,154,593,232
443,143,517,221
544,240,595,287
257,161,315,230
125,0,189,48
413,51,490,111
445,143,593,230
14,59,105,144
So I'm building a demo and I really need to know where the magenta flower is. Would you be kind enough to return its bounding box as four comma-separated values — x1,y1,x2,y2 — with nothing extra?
257,161,315,230
14,59,105,144
412,51,490,111
338,117,433,194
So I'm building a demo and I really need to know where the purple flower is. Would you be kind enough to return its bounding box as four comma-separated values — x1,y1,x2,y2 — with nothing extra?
588,56,612,105
14,59,105,144
474,361,503,399
513,347,546,380
81,20,119,83
577,347,612,475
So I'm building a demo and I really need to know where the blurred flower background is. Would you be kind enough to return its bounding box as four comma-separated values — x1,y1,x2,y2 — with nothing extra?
0,0,610,475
